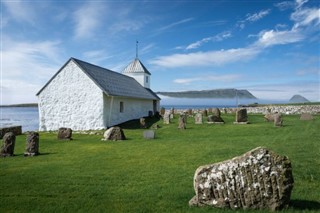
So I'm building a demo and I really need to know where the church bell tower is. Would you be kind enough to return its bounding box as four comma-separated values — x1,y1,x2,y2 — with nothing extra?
122,41,151,89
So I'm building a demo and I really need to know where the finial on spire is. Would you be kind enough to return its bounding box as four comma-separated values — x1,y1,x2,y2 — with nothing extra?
136,40,139,59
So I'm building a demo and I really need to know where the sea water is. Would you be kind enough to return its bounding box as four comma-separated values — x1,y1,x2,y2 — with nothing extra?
0,107,39,132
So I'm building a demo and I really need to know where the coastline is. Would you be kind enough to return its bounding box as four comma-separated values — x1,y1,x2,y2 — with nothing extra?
0,103,38,107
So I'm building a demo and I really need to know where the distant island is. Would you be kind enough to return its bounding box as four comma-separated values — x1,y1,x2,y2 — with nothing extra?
0,103,38,107
289,94,310,103
157,89,257,99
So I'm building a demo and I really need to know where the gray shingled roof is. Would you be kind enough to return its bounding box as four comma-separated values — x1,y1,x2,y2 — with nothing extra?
37,58,160,100
122,58,151,75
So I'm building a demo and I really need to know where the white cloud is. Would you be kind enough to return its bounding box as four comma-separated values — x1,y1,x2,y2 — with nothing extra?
73,2,106,39
237,9,271,29
246,9,271,22
150,47,260,68
173,74,241,84
295,0,309,9
110,20,144,34
1,38,63,104
151,0,319,69
157,17,194,32
255,29,305,47
291,7,320,29
186,31,232,50
82,50,113,64
247,81,319,101
2,1,36,25
1,79,41,104
274,1,295,11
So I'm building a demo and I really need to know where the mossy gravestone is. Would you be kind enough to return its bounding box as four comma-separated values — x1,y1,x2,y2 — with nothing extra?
189,147,294,211
0,132,16,157
57,127,72,140
235,108,248,123
24,132,40,156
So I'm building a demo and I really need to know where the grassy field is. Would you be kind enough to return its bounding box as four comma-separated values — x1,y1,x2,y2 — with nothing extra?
0,113,319,212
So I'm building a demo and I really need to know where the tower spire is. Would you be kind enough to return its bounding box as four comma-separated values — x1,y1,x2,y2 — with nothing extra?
136,40,139,59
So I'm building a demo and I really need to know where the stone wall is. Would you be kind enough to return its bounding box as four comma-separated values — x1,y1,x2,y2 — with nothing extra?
169,105,320,115
0,126,22,139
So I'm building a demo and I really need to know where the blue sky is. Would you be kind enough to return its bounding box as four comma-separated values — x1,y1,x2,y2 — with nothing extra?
1,0,319,105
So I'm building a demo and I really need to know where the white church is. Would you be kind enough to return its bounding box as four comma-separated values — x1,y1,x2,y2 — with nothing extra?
36,57,160,131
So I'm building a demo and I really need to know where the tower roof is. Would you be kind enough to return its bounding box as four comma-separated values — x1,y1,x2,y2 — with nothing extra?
122,58,151,75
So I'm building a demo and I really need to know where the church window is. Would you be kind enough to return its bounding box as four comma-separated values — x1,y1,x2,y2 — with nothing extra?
120,101,124,113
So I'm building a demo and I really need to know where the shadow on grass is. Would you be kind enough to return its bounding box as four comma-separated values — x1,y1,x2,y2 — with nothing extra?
118,116,160,130
10,152,57,157
290,199,320,210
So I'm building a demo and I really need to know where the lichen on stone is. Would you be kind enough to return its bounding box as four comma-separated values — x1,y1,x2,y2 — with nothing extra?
189,147,294,211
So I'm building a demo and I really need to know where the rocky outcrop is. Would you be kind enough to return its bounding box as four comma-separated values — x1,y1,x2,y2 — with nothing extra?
189,147,294,211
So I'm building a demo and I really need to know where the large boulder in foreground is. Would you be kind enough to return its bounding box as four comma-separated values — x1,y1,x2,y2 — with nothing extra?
102,127,126,141
189,147,294,211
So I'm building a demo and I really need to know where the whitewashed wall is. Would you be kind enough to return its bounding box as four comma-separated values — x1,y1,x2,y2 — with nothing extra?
124,72,150,88
103,95,154,127
38,61,105,131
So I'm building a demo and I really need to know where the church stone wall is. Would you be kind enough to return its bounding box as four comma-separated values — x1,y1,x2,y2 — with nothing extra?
38,61,105,131
103,96,154,127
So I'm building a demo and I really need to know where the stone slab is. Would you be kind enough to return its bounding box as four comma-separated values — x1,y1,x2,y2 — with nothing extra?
189,147,294,211
0,126,22,139
143,130,155,139
233,122,249,124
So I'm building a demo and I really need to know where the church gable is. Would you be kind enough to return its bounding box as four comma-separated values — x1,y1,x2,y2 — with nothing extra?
37,60,104,131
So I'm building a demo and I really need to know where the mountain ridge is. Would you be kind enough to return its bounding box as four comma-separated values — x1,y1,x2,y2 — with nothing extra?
289,94,310,103
157,89,257,99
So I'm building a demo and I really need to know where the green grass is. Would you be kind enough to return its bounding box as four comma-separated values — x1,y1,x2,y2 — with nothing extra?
1,114,320,212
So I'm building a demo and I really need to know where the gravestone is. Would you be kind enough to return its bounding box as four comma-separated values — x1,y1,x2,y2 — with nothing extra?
264,113,274,122
152,124,160,129
235,108,248,123
24,131,40,156
274,113,283,127
207,115,224,123
170,108,175,115
143,130,155,139
160,107,165,116
195,113,203,124
170,113,174,119
189,147,294,211
140,118,146,128
178,114,187,129
102,127,126,141
57,127,72,140
188,109,193,116
163,113,170,124
212,108,221,117
0,132,16,157
202,109,208,117
300,113,314,120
